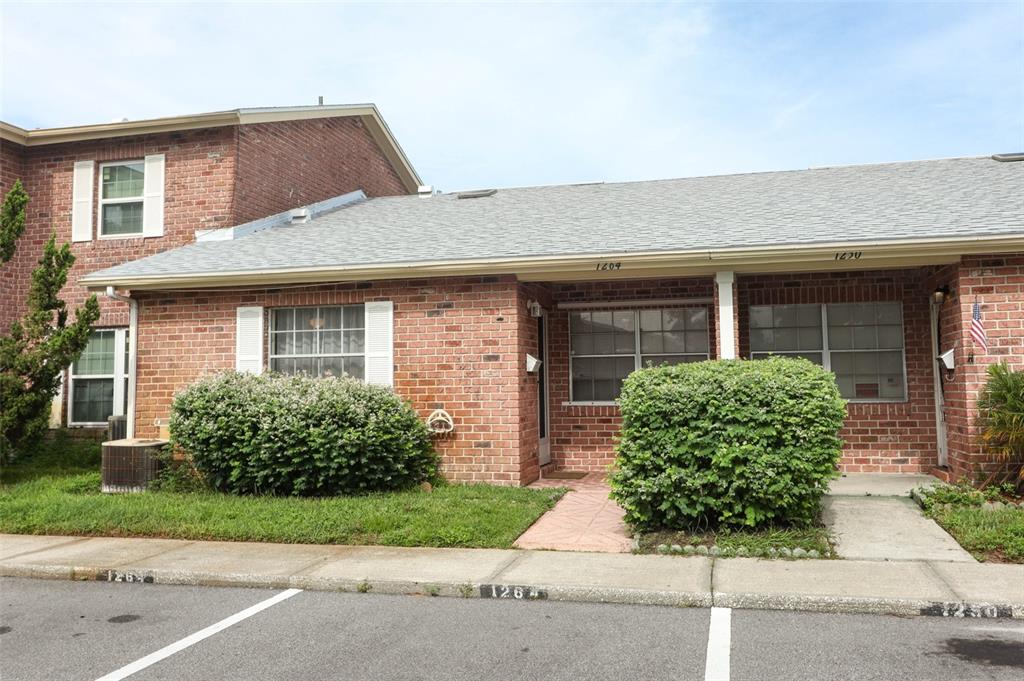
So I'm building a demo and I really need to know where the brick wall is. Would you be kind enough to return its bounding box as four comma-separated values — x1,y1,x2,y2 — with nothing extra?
1,115,414,430
132,276,533,485
233,117,408,223
938,254,1024,480
737,268,938,473
0,139,27,327
0,127,239,331
1,117,413,333
545,277,716,472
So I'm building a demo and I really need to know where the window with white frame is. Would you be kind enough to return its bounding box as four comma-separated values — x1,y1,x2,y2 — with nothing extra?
749,302,906,400
69,329,129,425
270,306,366,379
569,307,709,402
99,162,145,236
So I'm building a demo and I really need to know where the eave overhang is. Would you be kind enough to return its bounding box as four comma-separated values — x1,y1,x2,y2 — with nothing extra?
81,234,1024,292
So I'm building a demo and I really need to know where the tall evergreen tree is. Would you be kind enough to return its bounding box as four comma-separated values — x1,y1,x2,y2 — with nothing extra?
0,181,100,463
0,179,28,264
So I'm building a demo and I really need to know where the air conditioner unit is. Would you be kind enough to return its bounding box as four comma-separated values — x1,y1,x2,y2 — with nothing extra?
101,438,168,493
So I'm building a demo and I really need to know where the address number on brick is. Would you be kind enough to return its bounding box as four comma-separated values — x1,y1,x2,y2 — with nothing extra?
480,584,547,600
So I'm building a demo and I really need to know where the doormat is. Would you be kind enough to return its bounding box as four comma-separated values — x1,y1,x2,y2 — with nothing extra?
543,470,589,480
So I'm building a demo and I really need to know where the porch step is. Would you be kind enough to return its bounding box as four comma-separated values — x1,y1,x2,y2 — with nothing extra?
541,470,590,480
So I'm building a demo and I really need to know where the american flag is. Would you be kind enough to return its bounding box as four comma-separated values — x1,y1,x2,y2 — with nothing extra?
970,302,988,353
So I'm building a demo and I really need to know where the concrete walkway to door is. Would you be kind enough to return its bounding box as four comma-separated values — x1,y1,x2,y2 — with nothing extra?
514,473,634,553
824,473,975,563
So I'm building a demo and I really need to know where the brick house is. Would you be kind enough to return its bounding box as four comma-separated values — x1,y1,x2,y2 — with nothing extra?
68,152,1023,486
1,104,420,429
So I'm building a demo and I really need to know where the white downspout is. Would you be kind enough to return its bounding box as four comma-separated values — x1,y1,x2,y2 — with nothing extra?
105,286,138,438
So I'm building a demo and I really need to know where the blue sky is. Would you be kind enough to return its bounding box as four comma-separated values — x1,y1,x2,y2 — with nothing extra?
2,2,1021,191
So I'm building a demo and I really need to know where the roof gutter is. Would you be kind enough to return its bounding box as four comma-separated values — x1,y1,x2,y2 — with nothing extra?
80,233,1024,291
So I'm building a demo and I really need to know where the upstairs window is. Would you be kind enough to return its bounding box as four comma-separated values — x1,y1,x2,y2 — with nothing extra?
99,162,145,236
749,302,906,401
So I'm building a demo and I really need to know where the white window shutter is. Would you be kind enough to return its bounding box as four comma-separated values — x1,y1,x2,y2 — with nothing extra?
235,306,264,374
142,154,165,237
71,160,94,242
364,301,394,387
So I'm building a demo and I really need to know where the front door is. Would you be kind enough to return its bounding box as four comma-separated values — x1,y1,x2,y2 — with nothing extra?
930,302,949,467
537,314,551,466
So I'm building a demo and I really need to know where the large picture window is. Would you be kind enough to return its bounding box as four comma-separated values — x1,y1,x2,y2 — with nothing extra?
570,307,709,403
69,329,129,425
99,162,145,236
270,305,366,379
749,302,906,401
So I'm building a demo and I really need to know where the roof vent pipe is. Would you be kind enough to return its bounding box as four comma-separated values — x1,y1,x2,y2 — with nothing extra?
417,185,434,198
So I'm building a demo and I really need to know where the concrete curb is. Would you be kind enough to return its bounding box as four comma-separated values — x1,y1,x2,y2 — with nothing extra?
2,562,1019,619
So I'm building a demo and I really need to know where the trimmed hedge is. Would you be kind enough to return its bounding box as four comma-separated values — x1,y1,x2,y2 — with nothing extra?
170,372,437,496
610,358,847,529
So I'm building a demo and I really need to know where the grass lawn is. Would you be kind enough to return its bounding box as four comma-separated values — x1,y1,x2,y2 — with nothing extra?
927,506,1024,563
916,481,1024,563
0,437,564,549
636,525,834,558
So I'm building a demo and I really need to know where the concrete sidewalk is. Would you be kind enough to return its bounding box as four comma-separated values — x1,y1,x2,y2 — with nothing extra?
825,473,975,562
2,534,1021,618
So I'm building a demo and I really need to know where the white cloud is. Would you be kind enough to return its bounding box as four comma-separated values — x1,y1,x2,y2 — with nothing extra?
1,2,1020,188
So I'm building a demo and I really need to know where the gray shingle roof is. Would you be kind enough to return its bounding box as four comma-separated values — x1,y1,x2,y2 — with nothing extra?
84,156,1023,283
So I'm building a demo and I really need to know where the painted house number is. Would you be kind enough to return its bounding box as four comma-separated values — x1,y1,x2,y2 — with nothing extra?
480,584,547,600
594,262,622,271
101,570,153,584
834,251,863,261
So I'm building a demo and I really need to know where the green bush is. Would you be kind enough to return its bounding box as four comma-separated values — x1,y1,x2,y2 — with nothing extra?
610,357,847,529
170,372,437,496
977,362,1024,489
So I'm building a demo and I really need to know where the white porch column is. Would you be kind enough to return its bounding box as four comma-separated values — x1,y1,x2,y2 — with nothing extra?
715,271,737,360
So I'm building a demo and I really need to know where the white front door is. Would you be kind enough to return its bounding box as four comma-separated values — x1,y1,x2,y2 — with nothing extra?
537,314,551,466
930,303,949,467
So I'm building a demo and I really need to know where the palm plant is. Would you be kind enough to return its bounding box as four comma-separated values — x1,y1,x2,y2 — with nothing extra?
977,362,1024,490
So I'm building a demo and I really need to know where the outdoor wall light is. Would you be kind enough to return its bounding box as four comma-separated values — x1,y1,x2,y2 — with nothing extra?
932,286,950,305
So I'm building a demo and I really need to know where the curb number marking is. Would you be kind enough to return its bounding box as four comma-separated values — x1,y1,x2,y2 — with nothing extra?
480,584,547,600
100,570,154,584
920,602,1012,618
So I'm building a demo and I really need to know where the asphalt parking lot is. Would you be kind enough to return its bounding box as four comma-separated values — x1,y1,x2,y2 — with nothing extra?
1,577,1021,680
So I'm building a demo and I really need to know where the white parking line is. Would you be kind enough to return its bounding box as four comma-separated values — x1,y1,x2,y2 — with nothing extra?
94,588,303,681
704,606,731,681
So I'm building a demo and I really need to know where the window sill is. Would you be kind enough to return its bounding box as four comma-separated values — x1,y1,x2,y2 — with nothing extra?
68,422,108,428
97,233,145,241
562,401,619,407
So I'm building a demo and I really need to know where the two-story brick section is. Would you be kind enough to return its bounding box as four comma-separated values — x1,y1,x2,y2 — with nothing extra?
1,104,420,428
